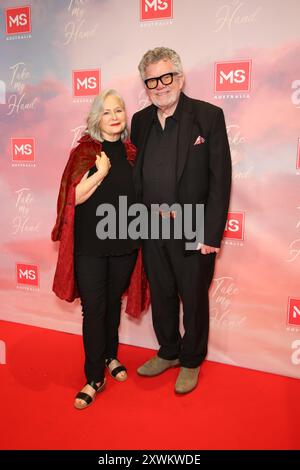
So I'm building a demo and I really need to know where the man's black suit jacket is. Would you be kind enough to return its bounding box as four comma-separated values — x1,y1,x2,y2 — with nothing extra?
130,93,232,248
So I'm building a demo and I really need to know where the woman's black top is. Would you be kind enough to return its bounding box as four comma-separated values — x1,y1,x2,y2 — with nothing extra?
74,139,140,256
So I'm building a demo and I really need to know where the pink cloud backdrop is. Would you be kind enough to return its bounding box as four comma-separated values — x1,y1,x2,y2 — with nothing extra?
0,0,300,379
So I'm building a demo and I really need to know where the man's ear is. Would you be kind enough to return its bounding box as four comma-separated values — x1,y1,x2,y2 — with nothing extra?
179,74,185,90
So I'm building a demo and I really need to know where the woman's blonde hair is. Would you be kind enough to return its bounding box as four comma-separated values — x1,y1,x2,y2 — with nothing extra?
84,89,128,142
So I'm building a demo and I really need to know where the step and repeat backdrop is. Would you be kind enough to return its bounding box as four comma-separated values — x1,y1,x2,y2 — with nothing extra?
0,0,299,378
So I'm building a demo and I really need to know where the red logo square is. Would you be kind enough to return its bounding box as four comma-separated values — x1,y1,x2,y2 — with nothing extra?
287,298,300,326
72,69,100,97
224,212,245,240
16,263,39,287
215,60,251,93
11,138,35,162
140,0,173,21
5,6,31,35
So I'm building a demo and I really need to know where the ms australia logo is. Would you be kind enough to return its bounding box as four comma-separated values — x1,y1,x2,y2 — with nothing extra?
5,5,31,39
16,263,39,290
11,138,35,166
72,69,100,101
224,211,245,246
287,298,300,328
214,60,251,99
140,0,173,24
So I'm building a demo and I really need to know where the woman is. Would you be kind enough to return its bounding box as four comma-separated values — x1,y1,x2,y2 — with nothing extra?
52,89,147,410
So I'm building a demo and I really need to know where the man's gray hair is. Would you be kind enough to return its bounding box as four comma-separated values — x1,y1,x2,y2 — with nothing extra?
84,89,128,142
138,47,183,80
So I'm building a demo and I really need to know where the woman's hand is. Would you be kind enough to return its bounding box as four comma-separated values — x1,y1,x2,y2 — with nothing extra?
75,152,111,205
95,151,111,178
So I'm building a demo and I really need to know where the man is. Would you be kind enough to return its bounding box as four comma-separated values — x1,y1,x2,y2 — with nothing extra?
131,47,231,394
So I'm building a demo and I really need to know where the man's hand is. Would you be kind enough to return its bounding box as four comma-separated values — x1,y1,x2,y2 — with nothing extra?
196,243,220,255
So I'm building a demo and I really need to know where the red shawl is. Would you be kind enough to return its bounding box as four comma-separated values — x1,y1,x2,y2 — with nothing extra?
51,134,149,317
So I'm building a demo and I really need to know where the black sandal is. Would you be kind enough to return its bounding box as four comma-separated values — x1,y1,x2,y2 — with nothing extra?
74,378,106,410
105,358,127,382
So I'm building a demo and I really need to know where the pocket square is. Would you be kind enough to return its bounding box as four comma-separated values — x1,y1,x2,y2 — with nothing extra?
194,135,205,145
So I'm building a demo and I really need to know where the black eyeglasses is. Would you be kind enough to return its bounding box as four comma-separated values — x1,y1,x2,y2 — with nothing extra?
144,72,179,90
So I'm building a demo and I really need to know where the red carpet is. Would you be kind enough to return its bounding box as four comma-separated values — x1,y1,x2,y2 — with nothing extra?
0,320,299,450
